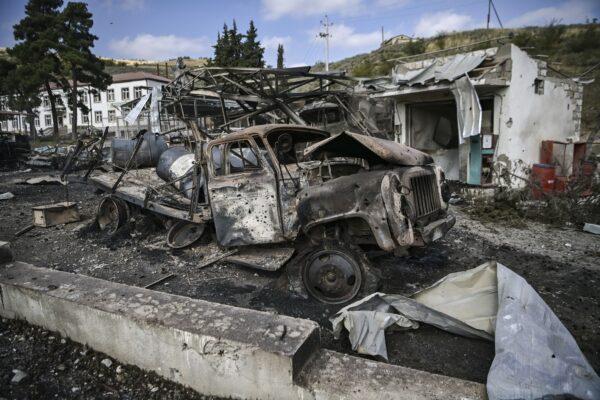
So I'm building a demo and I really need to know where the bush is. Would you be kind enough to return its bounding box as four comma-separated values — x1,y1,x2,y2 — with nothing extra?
564,25,600,53
404,39,427,56
352,62,374,77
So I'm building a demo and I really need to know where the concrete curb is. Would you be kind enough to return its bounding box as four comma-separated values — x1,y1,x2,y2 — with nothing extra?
0,261,487,400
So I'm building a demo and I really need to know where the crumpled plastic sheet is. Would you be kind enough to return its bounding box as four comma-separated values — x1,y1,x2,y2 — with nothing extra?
331,261,600,400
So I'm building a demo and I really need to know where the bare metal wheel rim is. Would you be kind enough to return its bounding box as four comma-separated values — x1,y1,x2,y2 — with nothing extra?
167,221,205,249
97,196,128,233
302,249,362,304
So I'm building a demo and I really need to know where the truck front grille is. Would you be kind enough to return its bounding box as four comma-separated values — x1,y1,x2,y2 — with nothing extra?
410,174,441,218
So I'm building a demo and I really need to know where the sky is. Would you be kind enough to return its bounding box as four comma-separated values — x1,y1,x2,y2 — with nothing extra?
1,0,599,67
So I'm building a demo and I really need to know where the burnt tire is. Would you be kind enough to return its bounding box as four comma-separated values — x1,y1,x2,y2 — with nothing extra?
287,240,380,304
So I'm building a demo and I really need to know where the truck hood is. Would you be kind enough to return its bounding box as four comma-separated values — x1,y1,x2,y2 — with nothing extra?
303,131,433,166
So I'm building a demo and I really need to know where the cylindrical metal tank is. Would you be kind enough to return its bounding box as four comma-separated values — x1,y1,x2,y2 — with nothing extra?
156,147,200,199
111,132,168,169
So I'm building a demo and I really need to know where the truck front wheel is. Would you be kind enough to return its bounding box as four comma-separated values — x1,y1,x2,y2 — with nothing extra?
287,240,380,304
302,247,363,304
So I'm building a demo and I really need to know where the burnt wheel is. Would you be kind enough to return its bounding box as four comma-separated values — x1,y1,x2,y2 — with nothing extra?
302,249,363,304
167,221,205,249
96,196,129,234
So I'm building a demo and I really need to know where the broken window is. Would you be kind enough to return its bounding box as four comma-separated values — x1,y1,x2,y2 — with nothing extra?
534,78,544,95
226,140,261,174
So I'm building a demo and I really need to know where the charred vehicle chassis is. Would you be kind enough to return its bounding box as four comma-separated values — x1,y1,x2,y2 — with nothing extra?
88,124,454,304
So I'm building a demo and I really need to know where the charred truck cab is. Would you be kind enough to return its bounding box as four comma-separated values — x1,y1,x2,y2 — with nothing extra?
205,125,454,303
91,124,454,304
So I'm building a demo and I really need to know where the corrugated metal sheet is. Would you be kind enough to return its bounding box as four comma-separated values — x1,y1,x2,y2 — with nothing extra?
391,52,487,87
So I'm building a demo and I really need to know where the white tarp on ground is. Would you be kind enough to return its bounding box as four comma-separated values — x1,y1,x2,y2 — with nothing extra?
331,261,600,400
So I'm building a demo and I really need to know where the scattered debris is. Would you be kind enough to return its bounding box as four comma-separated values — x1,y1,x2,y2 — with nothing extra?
144,273,176,289
23,176,66,186
332,261,600,400
0,241,14,263
101,358,113,368
11,369,28,384
14,224,35,237
0,192,15,200
197,249,239,269
583,223,600,235
32,202,81,228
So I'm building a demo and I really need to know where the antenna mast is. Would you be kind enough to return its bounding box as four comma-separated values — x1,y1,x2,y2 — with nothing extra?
319,15,332,71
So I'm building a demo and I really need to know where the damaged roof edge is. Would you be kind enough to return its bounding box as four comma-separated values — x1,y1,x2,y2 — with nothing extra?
304,131,434,166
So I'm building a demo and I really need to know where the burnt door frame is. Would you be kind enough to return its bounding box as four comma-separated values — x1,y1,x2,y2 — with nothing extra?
207,137,285,247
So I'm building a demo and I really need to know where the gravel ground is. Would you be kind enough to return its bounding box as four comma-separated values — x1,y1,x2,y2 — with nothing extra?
0,169,598,393
0,318,222,400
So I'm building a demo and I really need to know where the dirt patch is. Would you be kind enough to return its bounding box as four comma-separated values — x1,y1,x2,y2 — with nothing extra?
0,319,222,400
1,170,599,386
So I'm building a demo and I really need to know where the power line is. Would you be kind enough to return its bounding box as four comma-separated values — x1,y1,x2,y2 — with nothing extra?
490,0,504,29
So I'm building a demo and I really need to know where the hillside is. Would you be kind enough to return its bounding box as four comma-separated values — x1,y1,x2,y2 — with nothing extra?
102,56,209,77
318,23,600,138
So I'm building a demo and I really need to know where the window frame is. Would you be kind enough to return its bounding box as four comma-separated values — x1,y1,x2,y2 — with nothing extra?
121,87,130,101
107,89,115,102
94,111,103,123
209,138,264,177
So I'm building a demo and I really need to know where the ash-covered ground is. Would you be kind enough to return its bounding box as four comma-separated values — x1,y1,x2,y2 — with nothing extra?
1,169,599,394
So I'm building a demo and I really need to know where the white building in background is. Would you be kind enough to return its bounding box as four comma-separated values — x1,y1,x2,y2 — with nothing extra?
0,71,170,138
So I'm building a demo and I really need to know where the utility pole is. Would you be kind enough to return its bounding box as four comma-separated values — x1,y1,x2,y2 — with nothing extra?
381,26,384,46
319,15,332,71
487,0,491,29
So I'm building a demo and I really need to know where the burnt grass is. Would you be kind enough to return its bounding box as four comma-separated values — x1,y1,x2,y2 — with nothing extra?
1,170,599,391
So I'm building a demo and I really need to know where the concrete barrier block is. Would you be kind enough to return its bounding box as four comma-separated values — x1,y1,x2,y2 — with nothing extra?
0,262,487,400
298,349,487,400
0,262,319,400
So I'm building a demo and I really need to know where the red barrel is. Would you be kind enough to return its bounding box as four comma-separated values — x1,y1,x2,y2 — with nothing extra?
531,163,556,199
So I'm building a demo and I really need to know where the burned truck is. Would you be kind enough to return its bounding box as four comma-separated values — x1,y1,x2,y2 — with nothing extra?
89,124,453,304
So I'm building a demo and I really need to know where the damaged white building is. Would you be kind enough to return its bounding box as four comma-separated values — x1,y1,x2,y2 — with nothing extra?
370,44,584,186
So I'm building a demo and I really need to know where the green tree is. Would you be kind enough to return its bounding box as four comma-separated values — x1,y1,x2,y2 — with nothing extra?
58,2,111,138
11,0,64,141
227,20,243,66
241,20,264,68
210,23,230,66
276,43,284,69
210,20,264,67
0,57,41,136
